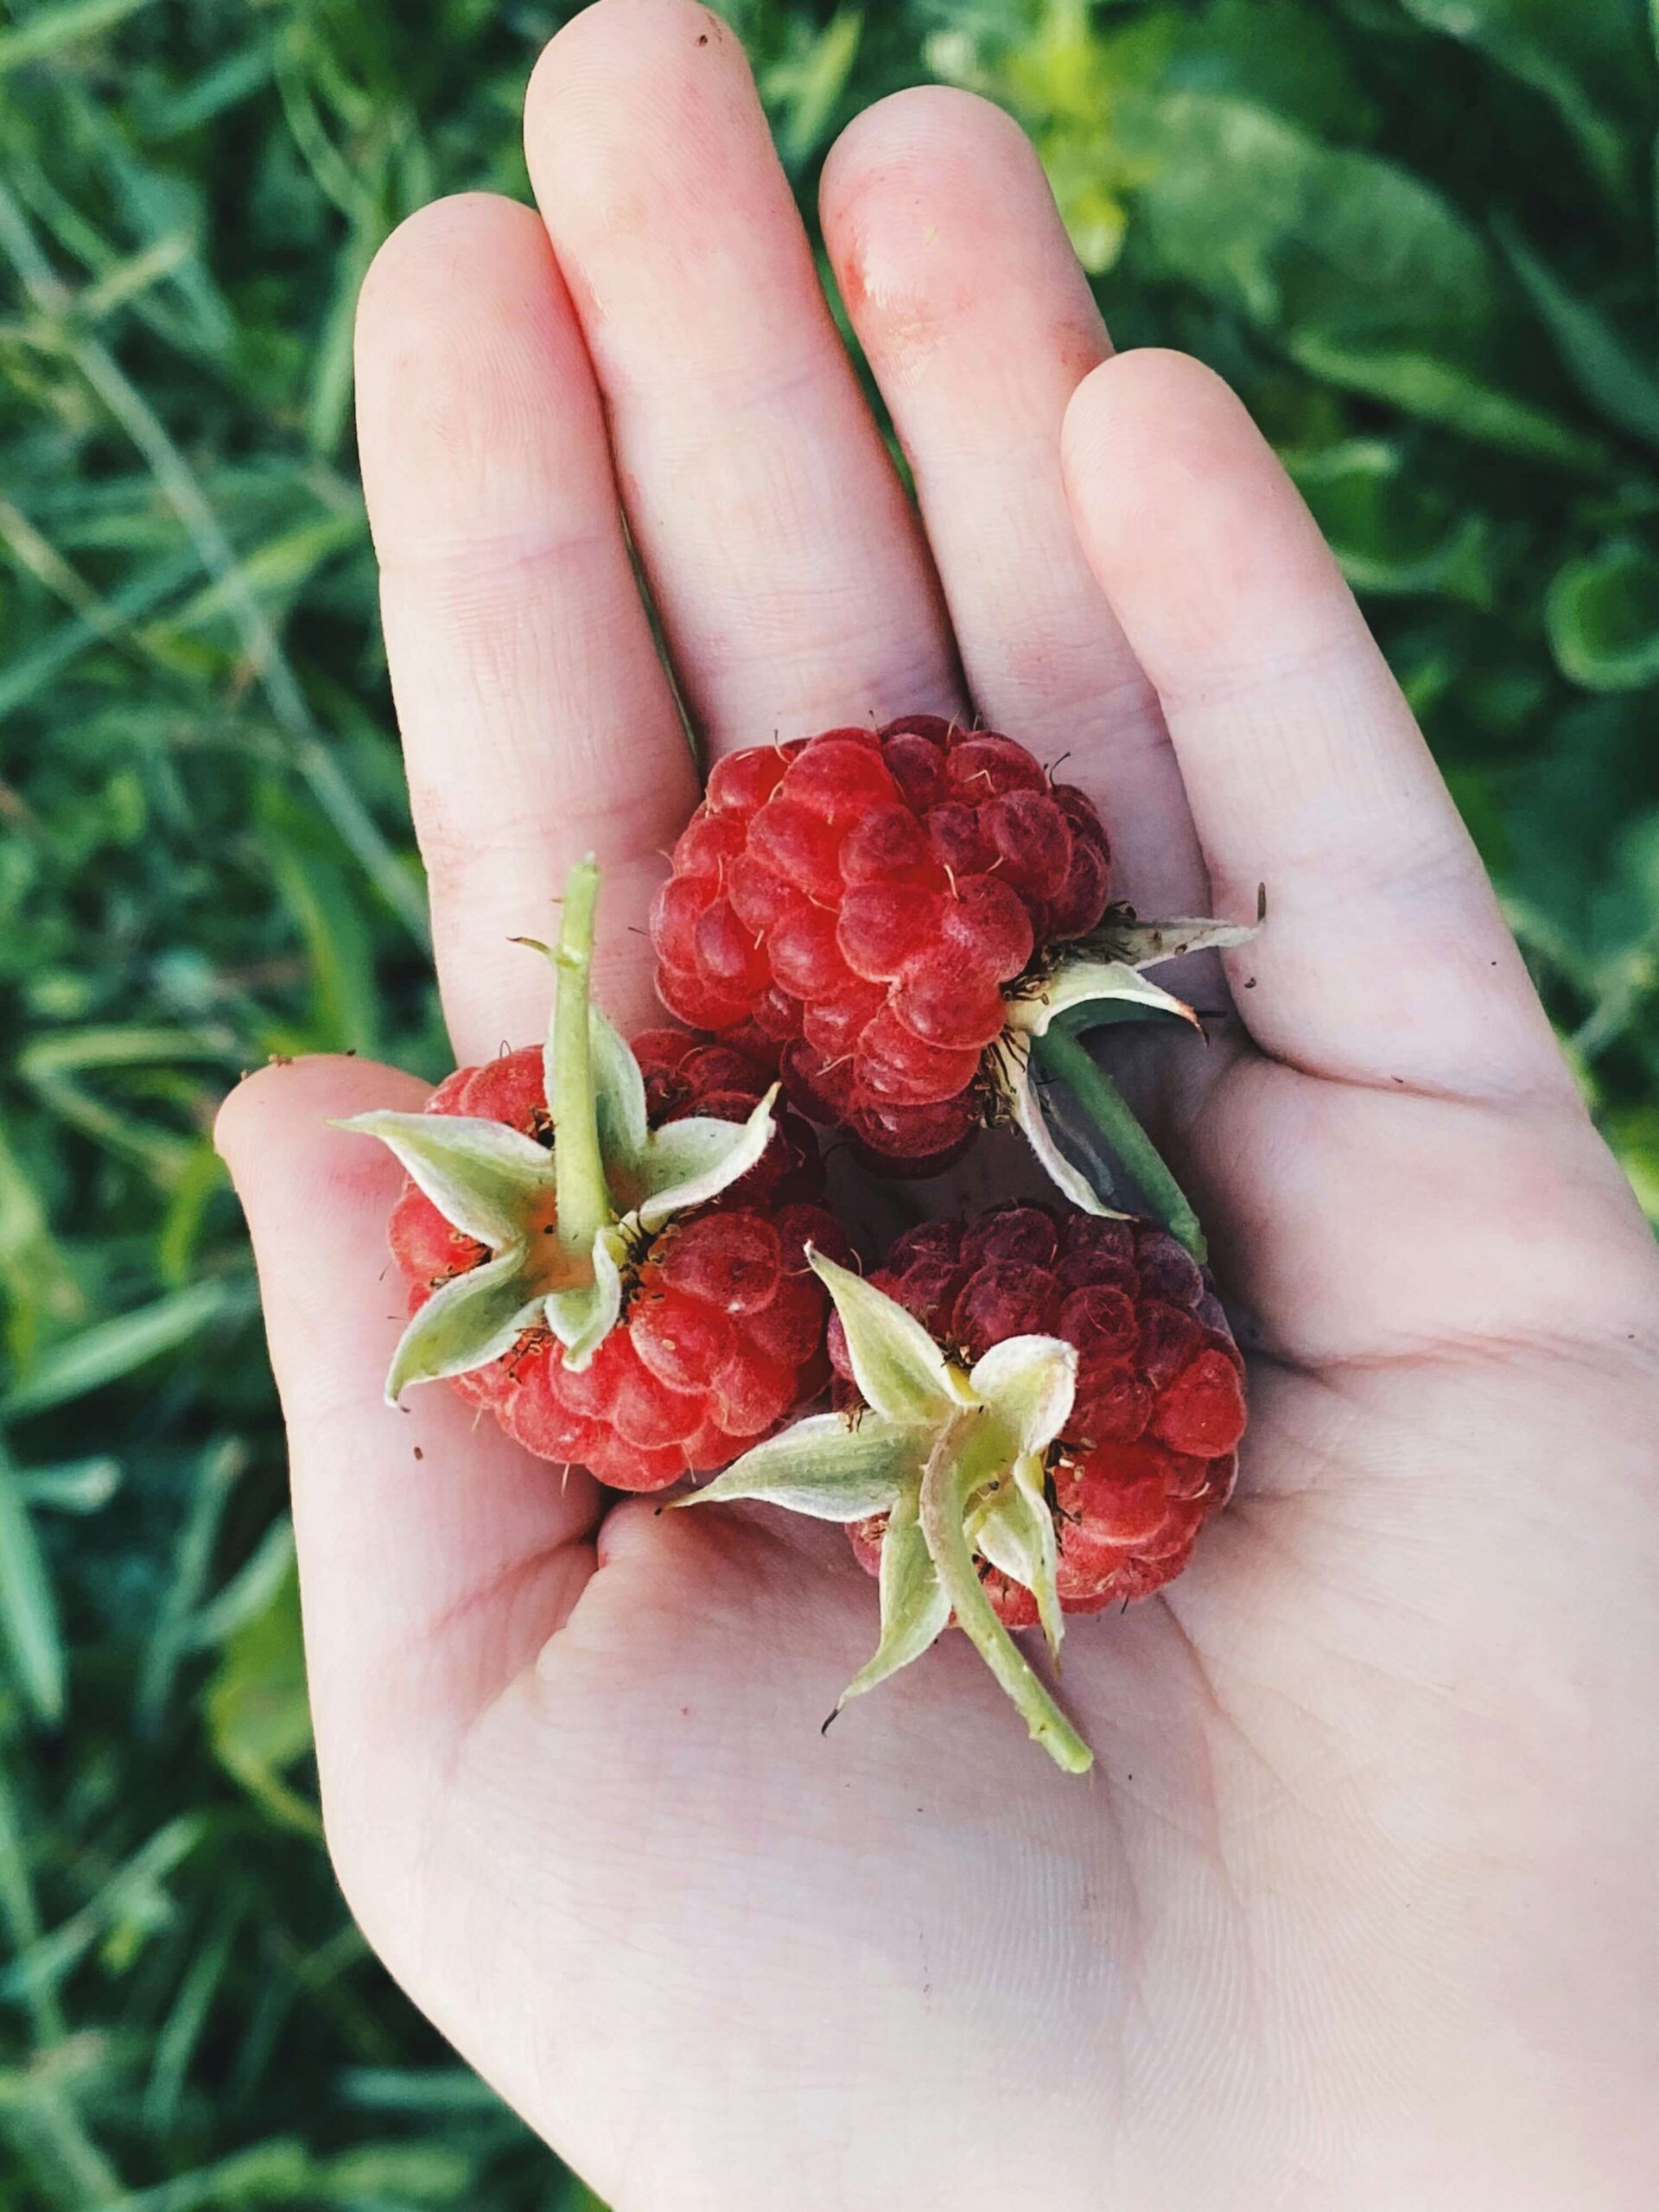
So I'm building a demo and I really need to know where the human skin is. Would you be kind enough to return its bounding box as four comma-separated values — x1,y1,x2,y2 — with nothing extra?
214,4,1659,2206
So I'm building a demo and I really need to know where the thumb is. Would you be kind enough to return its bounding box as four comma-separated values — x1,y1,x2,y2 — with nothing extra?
216,1057,599,1899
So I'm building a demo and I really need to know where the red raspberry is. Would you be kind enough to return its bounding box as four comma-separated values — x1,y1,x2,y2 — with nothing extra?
651,717,1112,1172
389,1035,843,1491
832,1205,1244,1623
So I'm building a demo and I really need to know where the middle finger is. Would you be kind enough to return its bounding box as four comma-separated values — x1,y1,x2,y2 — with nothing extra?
821,88,1206,915
524,0,963,754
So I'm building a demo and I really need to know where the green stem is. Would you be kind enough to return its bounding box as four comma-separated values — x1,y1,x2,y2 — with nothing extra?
1033,1027,1207,1263
918,1415,1094,1776
551,856,613,1257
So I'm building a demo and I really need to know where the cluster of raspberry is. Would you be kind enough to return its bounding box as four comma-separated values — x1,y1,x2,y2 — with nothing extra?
344,720,1251,1770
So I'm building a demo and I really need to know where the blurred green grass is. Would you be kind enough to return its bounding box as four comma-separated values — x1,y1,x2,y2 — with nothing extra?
2,0,1656,2203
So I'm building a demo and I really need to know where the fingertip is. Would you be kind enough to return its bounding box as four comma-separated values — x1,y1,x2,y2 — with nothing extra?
525,0,749,224
1060,347,1235,485
822,84,1033,209
213,1057,429,1199
356,192,546,346
822,86,1103,388
1061,348,1338,677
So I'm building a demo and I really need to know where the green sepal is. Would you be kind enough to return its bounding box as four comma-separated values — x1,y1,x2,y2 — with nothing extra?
971,1451,1064,1661
674,1411,923,1522
588,1006,651,1171
836,1479,950,1710
1101,914,1257,965
919,1415,1093,1774
632,1089,780,1227
995,899,1258,1226
1006,958,1201,1039
334,1111,556,1249
543,1225,625,1370
807,1250,973,1426
384,1249,546,1403
967,1335,1077,1458
683,1265,1096,1770
1004,1044,1123,1219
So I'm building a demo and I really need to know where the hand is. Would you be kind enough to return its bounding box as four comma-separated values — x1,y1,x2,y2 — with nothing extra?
216,4,1659,2205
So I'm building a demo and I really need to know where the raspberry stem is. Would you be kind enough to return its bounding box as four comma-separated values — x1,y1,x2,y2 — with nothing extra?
551,855,615,1258
918,1411,1094,1774
1032,1027,1207,1262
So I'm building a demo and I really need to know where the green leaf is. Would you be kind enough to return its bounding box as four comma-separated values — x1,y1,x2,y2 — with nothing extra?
808,1253,972,1426
967,1336,1078,1458
1395,0,1646,193
0,0,165,75
766,7,863,169
1287,440,1496,602
0,1443,66,1726
0,1279,251,1421
334,1111,555,1251
1547,540,1659,692
633,1089,780,1226
385,1249,545,1401
836,1480,949,1707
1500,222,1659,452
681,1412,922,1522
1289,333,1609,467
1114,89,1606,466
11,1456,121,1514
207,1554,316,1836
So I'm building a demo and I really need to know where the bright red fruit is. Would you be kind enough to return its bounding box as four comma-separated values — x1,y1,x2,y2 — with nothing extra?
389,1039,842,1491
651,717,1113,1171
832,1205,1244,1620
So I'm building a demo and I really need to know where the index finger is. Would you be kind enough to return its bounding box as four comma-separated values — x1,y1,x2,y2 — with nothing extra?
355,193,698,1058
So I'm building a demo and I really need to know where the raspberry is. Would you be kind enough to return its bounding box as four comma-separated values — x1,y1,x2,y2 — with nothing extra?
352,859,842,1495
829,1205,1244,1624
651,717,1114,1173
686,1203,1247,1772
388,1036,842,1492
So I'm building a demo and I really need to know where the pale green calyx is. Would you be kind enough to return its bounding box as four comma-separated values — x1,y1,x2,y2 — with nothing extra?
678,1255,1093,1775
997,903,1260,1255
338,857,780,1402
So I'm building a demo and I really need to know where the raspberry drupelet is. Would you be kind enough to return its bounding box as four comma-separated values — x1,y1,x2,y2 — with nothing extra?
346,861,843,1493
651,716,1116,1172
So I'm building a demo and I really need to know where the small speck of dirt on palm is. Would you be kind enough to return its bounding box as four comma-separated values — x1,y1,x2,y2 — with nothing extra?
413,1446,423,1461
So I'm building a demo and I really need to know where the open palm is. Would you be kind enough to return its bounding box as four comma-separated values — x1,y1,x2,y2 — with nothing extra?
218,6,1659,2206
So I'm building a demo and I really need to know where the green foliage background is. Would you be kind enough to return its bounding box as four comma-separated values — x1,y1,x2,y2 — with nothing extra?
2,0,1656,2203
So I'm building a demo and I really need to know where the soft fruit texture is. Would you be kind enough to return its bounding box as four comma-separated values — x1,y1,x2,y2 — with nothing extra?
389,1037,842,1491
651,717,1113,1170
833,1205,1245,1621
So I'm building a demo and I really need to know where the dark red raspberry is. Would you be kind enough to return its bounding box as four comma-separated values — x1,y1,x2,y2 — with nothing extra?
831,1205,1244,1622
650,718,1112,1172
389,1037,843,1491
